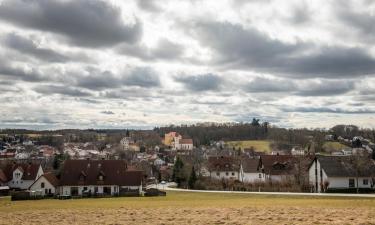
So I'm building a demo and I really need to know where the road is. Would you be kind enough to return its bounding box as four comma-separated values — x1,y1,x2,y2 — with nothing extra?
148,182,375,198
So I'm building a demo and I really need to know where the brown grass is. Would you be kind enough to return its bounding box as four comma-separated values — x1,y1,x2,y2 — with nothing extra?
1,191,375,225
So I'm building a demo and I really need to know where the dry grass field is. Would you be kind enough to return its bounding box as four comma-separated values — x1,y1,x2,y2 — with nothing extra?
226,140,272,152
1,191,375,225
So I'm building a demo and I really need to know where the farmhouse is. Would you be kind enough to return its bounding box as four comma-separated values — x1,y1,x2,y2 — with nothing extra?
208,156,240,180
1,162,43,190
309,156,375,192
29,172,59,196
261,155,296,182
239,157,265,183
58,159,143,196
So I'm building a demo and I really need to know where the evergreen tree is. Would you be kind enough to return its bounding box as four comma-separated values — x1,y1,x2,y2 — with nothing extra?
172,157,185,187
188,166,197,189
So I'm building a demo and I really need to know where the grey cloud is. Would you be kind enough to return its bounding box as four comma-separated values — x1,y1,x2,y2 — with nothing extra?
0,61,45,82
282,106,375,114
100,110,115,115
243,77,296,93
76,67,160,90
295,80,355,96
136,0,161,12
124,67,160,87
175,73,222,91
194,21,375,78
337,4,375,42
119,38,184,61
0,0,142,47
33,85,91,97
3,33,68,62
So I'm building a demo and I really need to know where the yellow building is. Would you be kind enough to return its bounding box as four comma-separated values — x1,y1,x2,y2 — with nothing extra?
164,132,181,146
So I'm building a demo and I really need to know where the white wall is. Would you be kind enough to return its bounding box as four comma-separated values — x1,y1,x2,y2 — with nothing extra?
29,176,56,196
59,185,141,196
241,172,265,183
210,171,239,180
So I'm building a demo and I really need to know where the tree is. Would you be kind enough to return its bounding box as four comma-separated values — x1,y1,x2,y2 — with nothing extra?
188,166,197,189
172,157,185,187
251,118,260,127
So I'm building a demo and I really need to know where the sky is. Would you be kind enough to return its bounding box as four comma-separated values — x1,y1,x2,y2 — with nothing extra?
0,0,374,130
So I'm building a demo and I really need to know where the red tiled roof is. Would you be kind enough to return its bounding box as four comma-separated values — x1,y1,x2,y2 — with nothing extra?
59,160,143,186
180,139,193,144
208,156,240,172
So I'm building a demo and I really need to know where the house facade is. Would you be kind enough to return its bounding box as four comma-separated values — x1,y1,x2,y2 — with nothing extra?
29,172,59,196
2,163,43,190
58,159,143,196
240,157,265,183
208,156,240,180
309,156,375,192
261,155,297,182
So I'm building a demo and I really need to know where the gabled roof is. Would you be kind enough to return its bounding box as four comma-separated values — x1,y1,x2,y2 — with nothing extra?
59,160,143,186
30,172,59,188
241,157,261,173
261,155,297,175
208,156,240,172
1,163,41,181
317,156,375,177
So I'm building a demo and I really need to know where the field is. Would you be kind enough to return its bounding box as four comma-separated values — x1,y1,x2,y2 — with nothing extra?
1,191,375,225
226,140,272,152
323,141,348,152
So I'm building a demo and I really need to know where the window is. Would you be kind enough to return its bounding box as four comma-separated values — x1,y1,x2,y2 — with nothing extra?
216,172,220,176
349,179,355,188
259,174,262,178
226,172,229,176
41,182,45,188
232,172,235,176
363,179,369,185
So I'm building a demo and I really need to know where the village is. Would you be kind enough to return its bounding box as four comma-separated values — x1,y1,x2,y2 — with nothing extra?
1,123,375,200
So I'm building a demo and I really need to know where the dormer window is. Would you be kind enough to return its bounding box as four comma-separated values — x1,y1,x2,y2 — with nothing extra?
98,175,103,181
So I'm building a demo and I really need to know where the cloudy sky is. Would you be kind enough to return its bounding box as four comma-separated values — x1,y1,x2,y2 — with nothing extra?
0,0,374,130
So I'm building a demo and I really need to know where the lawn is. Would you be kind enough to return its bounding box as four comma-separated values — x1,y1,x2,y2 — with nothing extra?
323,141,348,152
226,140,272,152
1,191,374,224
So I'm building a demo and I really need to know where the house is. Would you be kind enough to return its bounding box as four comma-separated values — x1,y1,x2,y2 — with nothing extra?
260,155,297,182
309,156,375,193
1,162,44,189
208,156,240,180
239,157,265,183
177,138,194,150
164,132,181,146
58,159,143,196
29,172,59,196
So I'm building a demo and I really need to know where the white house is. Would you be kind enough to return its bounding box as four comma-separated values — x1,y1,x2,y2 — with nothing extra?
208,156,240,180
239,157,265,183
3,163,44,190
261,155,297,182
309,156,375,193
58,159,143,196
29,172,59,196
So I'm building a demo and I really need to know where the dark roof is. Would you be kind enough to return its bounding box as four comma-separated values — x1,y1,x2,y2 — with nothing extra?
261,155,297,175
59,160,143,186
0,169,7,183
43,172,59,187
317,156,375,177
208,156,240,172
1,163,41,181
241,157,261,173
